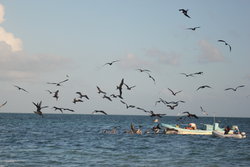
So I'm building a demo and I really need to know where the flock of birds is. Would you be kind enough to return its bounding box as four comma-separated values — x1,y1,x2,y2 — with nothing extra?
0,8,247,123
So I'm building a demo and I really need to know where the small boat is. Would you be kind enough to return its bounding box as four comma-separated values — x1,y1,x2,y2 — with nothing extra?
212,129,246,139
161,123,226,135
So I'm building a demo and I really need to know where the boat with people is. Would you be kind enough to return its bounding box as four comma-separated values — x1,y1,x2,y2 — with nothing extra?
212,125,246,139
161,122,227,135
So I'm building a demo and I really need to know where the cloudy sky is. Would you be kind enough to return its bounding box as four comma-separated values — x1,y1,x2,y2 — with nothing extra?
0,0,250,117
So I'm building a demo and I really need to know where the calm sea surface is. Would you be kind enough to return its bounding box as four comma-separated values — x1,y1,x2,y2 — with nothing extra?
0,113,250,167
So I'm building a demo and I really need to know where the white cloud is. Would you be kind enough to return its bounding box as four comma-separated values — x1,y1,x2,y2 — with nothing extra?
0,4,5,23
198,40,224,63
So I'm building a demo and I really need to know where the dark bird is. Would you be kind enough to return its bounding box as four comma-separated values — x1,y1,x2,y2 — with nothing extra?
197,85,212,91
200,106,208,115
62,108,75,112
187,26,200,31
47,79,69,86
46,90,53,94
52,106,64,113
224,85,245,91
76,92,89,100
167,103,178,110
136,107,148,113
32,101,48,117
14,85,29,93
179,9,191,18
116,78,124,98
120,100,135,109
168,88,182,96
92,110,107,115
97,86,106,95
147,73,156,84
124,83,136,90
0,101,7,109
104,60,120,66
182,111,199,119
148,110,166,118
193,72,203,75
136,69,151,73
218,40,231,52
53,90,59,100
103,95,112,102
73,98,83,104
180,73,194,77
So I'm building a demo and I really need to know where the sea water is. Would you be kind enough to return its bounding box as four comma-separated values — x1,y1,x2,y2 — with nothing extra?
0,113,250,167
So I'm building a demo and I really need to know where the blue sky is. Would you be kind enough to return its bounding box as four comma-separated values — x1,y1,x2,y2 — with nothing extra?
0,0,250,117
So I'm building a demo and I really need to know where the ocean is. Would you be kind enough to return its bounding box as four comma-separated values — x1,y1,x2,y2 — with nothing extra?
0,113,249,167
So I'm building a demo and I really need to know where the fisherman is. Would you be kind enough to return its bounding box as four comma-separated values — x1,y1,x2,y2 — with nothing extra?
224,126,231,135
233,126,240,134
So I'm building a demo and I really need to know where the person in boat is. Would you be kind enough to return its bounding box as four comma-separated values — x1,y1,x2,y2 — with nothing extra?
233,126,240,134
224,126,231,135
185,123,197,130
152,123,161,134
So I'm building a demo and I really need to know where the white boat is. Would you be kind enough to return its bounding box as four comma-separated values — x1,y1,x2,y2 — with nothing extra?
212,130,246,139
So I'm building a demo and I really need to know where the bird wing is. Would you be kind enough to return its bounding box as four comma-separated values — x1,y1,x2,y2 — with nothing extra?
218,39,226,43
236,85,245,89
225,88,235,91
168,88,175,95
0,101,7,108
59,79,69,84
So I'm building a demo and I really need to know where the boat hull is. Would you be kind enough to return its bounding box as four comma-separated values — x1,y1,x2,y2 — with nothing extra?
212,130,246,139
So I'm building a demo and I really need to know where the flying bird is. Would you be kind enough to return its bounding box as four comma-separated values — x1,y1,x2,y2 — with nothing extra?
103,95,112,102
218,40,231,52
182,111,199,119
97,86,106,95
52,106,64,113
92,110,107,115
148,110,166,118
62,108,75,112
32,101,48,117
116,78,124,98
76,92,89,100
103,60,120,66
147,73,156,84
73,98,83,104
179,9,191,18
180,73,194,77
120,100,135,109
124,83,136,90
166,104,178,110
193,72,203,75
0,101,7,109
14,85,29,93
197,85,212,91
187,26,200,31
47,79,69,86
224,85,245,91
200,106,208,115
136,69,151,73
53,90,59,100
168,88,182,96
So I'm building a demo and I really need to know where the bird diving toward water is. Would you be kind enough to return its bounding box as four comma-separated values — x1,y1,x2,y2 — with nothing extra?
179,9,191,18
197,85,212,91
103,60,120,66
53,90,59,100
47,79,69,86
92,110,108,115
182,111,199,119
187,26,200,31
0,101,7,109
14,85,29,93
224,85,245,91
218,40,231,52
168,88,182,96
32,101,48,117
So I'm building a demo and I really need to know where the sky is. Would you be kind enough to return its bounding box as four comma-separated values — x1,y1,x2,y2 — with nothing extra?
0,0,250,118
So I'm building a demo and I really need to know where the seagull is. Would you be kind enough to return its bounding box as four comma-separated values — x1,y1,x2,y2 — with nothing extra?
0,101,7,109
180,73,194,77
218,40,231,52
179,9,191,18
167,104,178,110
120,100,135,109
73,98,83,104
47,79,69,86
53,90,59,100
187,26,200,31
197,85,212,91
97,86,106,95
168,88,182,96
32,101,48,117
92,110,107,115
103,95,112,102
182,111,198,119
116,78,124,98
225,85,245,91
14,85,29,93
76,92,89,100
200,106,208,115
124,83,136,90
136,69,151,73
103,60,120,66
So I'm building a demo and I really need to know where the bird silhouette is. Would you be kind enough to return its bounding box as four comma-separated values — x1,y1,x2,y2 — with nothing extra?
218,40,231,52
187,26,200,31
193,72,203,75
116,78,124,98
53,90,59,100
200,106,208,115
120,100,135,109
73,98,83,104
136,69,151,73
224,85,245,91
148,110,166,118
52,106,64,113
103,95,112,102
180,73,194,77
103,60,120,66
146,73,156,84
97,86,106,95
197,85,212,91
167,103,178,110
182,111,198,119
32,101,48,117
76,92,89,99
124,83,136,90
92,110,107,115
47,79,69,86
179,9,191,18
14,85,29,93
0,101,7,109
168,88,182,96
62,108,75,112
